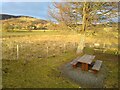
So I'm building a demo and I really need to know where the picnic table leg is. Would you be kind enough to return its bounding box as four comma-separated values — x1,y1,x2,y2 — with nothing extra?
81,63,85,70
73,64,77,68
85,64,88,71
93,70,98,74
81,63,88,71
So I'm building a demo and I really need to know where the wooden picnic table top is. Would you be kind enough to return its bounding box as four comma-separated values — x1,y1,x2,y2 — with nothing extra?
77,54,95,64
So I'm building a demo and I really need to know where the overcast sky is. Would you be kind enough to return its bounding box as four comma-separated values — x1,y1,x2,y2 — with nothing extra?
1,2,51,20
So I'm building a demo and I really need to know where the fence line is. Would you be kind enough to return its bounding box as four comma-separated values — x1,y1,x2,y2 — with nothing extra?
3,42,78,60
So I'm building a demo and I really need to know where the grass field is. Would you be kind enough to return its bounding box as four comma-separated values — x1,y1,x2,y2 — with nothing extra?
3,51,80,88
2,30,118,88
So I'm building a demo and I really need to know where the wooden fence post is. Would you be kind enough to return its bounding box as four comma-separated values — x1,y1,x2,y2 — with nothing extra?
17,45,19,60
64,43,66,53
53,43,55,56
47,46,48,57
74,42,76,49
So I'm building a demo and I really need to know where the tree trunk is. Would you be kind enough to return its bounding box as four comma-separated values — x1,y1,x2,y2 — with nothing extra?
76,33,85,54
76,2,88,54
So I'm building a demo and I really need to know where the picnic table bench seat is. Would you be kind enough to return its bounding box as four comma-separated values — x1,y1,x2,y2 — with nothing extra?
92,60,103,73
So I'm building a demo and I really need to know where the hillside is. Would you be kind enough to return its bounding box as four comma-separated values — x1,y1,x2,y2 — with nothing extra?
1,14,51,30
0,14,22,20
0,14,37,20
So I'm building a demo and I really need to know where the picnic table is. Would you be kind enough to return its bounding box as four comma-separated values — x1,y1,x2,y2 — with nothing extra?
77,54,95,71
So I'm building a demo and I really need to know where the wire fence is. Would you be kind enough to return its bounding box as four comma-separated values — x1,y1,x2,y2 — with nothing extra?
2,41,78,60
2,37,119,60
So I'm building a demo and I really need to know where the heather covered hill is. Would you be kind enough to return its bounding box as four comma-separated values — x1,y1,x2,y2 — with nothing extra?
1,14,52,31
0,14,37,20
0,14,21,20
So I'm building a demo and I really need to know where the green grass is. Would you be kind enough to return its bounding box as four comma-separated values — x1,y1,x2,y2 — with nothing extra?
104,61,118,88
2,30,59,37
94,52,118,88
2,48,118,88
2,30,78,38
3,51,80,88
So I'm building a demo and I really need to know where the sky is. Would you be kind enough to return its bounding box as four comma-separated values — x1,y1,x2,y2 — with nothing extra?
0,2,119,22
1,2,51,20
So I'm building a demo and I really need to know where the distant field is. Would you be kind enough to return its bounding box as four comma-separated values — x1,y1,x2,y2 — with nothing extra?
2,29,118,88
2,30,61,37
2,29,118,54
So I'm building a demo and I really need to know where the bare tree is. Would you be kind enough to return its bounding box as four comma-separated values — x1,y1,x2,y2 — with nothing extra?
48,2,118,53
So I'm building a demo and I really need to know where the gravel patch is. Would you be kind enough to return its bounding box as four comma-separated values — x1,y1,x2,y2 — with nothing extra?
61,62,107,88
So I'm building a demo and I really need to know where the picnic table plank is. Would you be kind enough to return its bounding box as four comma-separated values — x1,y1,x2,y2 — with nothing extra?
70,57,80,68
70,54,95,70
92,60,103,71
77,54,95,64
70,57,79,64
